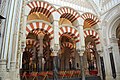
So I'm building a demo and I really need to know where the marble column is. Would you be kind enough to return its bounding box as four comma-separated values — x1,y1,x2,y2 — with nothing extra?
1,0,15,60
8,0,23,70
18,0,27,69
78,49,85,80
33,47,36,60
83,50,89,75
0,0,10,58
97,50,103,79
0,0,15,80
10,1,23,80
109,37,120,80
53,18,59,79
103,47,113,80
38,33,44,72
52,48,59,80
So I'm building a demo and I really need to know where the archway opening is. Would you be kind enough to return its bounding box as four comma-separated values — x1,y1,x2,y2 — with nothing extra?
59,34,75,70
20,27,53,79
85,36,99,76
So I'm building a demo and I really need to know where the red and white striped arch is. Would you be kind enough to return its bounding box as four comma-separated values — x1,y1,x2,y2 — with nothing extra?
59,26,80,43
84,29,100,45
26,22,54,40
26,39,40,51
27,1,56,18
61,42,74,49
57,7,80,23
43,42,50,48
81,13,99,26
25,48,34,54
86,44,94,49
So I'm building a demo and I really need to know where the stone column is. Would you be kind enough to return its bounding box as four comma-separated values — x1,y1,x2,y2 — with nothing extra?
0,0,16,80
97,50,103,79
77,21,85,49
83,50,89,75
0,0,9,58
1,0,15,61
8,0,23,70
52,46,59,80
99,51,106,80
78,17,87,77
10,0,24,80
109,37,120,80
77,49,85,80
52,17,59,79
33,47,36,60
38,33,44,72
18,0,27,69
103,47,113,80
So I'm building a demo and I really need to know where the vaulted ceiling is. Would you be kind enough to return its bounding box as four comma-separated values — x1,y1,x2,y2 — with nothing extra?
60,0,120,15
61,0,93,9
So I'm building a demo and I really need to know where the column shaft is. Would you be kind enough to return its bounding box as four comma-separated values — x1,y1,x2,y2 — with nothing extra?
53,19,59,80
1,0,15,60
7,0,21,69
0,0,9,58
38,33,44,71
80,53,85,80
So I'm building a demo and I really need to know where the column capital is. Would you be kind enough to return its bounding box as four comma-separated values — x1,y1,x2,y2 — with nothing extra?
21,41,26,52
0,59,6,63
97,50,103,55
51,44,60,52
108,46,113,53
53,19,59,27
38,32,44,40
76,24,83,29
97,47,103,54
50,43,60,56
53,19,59,22
10,61,16,70
0,59,7,71
38,53,43,58
50,48,58,56
109,37,119,43
76,49,84,56
95,27,102,31
78,17,84,26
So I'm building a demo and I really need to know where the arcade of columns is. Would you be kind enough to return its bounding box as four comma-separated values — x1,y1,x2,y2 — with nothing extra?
0,0,120,80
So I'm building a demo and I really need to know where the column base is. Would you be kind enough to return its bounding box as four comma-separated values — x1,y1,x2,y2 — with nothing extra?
0,60,20,80
9,69,20,80
10,61,16,70
85,69,89,76
0,59,7,71
0,59,9,80
106,73,120,80
106,75,113,80
115,73,120,80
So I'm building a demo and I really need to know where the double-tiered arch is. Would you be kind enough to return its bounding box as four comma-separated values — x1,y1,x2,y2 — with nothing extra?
20,0,102,78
